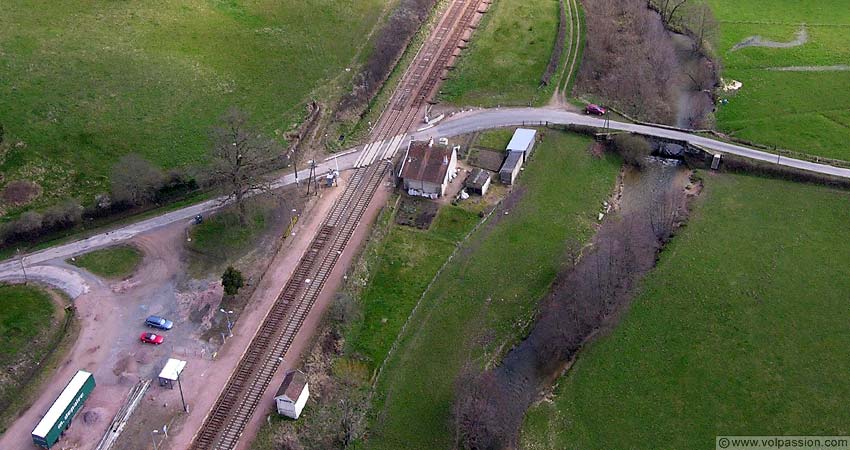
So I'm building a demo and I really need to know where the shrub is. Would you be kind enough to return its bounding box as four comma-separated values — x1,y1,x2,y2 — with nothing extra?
222,266,244,296
337,0,438,119
43,200,83,231
110,154,165,206
565,124,599,136
611,134,652,168
14,211,44,237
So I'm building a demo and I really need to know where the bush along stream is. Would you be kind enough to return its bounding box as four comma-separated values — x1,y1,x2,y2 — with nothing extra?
452,157,697,449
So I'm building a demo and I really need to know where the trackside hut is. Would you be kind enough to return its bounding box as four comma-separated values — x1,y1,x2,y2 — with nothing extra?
275,369,309,420
32,370,95,448
398,139,458,198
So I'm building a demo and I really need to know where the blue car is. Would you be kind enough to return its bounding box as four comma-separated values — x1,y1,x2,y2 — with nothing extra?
144,315,173,331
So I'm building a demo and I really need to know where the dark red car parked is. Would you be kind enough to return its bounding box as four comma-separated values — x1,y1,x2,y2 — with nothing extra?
585,104,606,115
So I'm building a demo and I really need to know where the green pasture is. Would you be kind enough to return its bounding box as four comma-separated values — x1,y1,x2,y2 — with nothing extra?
364,132,620,449
710,0,850,160
521,172,850,448
439,0,560,106
0,0,388,215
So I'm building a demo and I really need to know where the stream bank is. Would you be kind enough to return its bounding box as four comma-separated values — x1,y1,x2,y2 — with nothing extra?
453,157,698,449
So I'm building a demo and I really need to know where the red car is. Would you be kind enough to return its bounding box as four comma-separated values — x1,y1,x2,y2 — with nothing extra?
585,104,606,115
140,332,164,345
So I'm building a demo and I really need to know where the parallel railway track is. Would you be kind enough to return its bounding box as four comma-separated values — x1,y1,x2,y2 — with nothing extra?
189,2,486,448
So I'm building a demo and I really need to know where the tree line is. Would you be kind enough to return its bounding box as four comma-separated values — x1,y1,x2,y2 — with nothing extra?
1,108,282,249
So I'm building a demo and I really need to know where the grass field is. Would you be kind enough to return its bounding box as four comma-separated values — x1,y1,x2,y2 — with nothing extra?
251,201,480,449
0,0,389,216
475,128,515,150
347,205,481,369
0,284,74,431
710,0,850,160
69,245,143,279
364,132,620,449
520,172,850,448
439,0,560,106
186,206,269,275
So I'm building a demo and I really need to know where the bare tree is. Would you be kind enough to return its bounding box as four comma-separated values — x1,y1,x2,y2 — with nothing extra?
655,0,690,24
683,0,719,53
110,154,164,205
208,107,279,225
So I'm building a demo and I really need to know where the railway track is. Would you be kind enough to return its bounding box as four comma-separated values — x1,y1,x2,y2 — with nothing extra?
355,0,487,168
189,164,387,450
189,2,486,448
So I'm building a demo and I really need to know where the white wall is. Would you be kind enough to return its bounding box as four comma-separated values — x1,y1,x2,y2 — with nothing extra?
276,384,310,420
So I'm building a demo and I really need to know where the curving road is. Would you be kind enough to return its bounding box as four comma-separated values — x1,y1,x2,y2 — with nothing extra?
2,106,848,294
414,107,850,179
0,150,363,295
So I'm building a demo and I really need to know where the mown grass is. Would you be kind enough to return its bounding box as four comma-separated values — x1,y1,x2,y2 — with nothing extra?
0,0,388,215
186,207,268,275
347,204,480,370
520,172,850,449
0,284,76,433
439,0,560,106
710,0,850,160
364,132,620,449
0,284,55,362
475,128,515,150
69,245,143,279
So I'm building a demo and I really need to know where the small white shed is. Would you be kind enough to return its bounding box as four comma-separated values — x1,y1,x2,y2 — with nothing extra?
158,358,187,389
274,370,309,420
506,128,537,158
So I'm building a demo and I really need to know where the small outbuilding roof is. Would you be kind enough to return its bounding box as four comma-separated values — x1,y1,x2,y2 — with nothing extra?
276,369,308,401
506,128,537,152
464,168,492,189
500,151,523,173
158,358,187,381
400,141,453,185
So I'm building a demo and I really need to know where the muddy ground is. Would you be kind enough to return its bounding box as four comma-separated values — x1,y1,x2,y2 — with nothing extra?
110,190,307,450
0,183,316,450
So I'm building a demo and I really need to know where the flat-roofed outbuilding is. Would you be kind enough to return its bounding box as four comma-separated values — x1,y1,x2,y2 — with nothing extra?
506,128,537,158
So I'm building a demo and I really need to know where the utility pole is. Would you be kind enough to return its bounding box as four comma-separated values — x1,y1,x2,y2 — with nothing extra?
16,249,27,284
177,372,188,413
306,160,317,196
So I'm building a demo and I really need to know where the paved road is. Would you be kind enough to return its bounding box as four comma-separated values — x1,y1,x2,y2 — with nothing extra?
414,107,850,179
0,150,363,293
3,106,848,293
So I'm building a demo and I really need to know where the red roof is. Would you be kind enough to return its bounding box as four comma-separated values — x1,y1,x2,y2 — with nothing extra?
276,370,308,401
400,141,453,185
